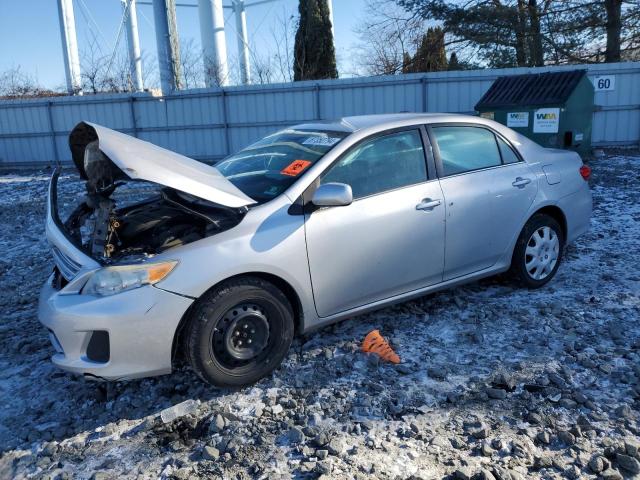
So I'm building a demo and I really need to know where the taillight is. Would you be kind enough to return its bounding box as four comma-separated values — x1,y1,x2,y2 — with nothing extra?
579,165,591,181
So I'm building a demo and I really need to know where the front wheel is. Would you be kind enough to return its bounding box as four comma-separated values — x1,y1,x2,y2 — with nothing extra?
185,277,294,387
509,214,564,289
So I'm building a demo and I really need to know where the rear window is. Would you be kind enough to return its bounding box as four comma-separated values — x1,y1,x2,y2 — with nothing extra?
497,136,521,164
432,126,502,176
215,129,348,203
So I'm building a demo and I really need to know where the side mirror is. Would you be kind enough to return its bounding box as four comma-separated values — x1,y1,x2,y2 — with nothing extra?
311,182,353,207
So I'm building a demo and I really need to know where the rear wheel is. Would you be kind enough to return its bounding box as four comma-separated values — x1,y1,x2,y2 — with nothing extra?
509,214,564,289
185,277,294,387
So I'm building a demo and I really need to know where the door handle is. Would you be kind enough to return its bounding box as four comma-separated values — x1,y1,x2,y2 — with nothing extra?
416,198,441,211
512,177,531,188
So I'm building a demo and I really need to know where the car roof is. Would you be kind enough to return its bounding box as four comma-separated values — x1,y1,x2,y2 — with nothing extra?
290,113,544,157
293,113,477,133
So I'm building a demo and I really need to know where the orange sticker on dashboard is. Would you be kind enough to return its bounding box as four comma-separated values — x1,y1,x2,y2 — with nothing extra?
281,160,312,176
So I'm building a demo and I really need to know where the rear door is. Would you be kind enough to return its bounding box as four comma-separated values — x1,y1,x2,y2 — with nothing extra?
489,135,538,255
304,128,445,317
428,124,536,281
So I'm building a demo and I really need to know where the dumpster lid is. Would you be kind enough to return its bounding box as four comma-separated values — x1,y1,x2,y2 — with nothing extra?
475,70,587,110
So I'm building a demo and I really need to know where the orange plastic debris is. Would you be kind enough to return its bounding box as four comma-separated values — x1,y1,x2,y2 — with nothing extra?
361,329,401,364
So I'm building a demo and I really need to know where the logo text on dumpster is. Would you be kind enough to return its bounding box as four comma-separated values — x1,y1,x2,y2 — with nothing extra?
533,108,560,133
507,112,529,127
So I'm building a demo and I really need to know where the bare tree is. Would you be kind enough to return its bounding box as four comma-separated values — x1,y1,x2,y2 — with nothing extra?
202,54,231,87
80,36,157,94
180,38,205,89
352,0,427,76
0,66,56,98
251,51,276,85
271,7,297,82
80,38,107,94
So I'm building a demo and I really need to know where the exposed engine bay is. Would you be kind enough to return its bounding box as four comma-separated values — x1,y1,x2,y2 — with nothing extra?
62,186,245,262
57,123,248,263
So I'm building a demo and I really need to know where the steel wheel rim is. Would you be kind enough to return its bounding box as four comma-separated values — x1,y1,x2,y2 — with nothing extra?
212,303,271,366
524,226,559,281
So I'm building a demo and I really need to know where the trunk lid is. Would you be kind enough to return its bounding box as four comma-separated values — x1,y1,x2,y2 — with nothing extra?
69,122,257,209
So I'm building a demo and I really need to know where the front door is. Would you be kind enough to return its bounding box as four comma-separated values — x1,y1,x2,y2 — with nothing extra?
304,128,446,318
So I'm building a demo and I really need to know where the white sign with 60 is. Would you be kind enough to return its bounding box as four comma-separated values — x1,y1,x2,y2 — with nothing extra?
592,75,615,91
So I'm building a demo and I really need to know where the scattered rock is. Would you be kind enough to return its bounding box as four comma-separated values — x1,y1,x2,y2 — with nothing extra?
209,413,225,433
172,468,192,480
491,373,517,392
316,449,328,460
616,453,640,474
558,430,576,446
160,399,198,424
202,446,220,461
288,426,305,444
615,405,633,419
91,472,111,480
589,455,609,473
600,468,623,480
480,440,493,457
327,438,345,456
564,465,581,479
427,367,447,380
464,420,489,439
558,398,578,409
573,391,588,404
625,438,640,459
453,467,474,480
477,469,496,480
536,431,551,444
312,431,330,447
487,388,507,400
548,373,565,387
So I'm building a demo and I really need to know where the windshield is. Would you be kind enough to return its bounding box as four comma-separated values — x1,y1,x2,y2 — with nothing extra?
215,128,348,203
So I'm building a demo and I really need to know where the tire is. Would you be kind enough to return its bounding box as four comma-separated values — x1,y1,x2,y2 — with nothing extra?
509,213,564,289
185,277,294,387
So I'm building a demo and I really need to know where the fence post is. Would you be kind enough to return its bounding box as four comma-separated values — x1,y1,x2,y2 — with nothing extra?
47,101,60,165
129,96,138,138
421,77,428,113
314,83,321,120
221,88,230,158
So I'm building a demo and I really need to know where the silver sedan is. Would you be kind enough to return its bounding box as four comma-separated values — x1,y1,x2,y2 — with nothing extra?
39,113,592,386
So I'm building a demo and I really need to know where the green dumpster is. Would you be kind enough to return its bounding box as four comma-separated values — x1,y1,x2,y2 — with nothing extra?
474,70,594,155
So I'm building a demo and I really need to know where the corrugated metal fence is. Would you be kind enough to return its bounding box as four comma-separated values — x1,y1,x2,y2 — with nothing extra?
1,61,638,167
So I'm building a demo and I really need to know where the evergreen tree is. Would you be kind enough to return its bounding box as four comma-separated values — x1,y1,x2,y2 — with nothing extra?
401,52,413,73
447,52,460,70
398,0,640,66
293,0,338,81
402,27,448,73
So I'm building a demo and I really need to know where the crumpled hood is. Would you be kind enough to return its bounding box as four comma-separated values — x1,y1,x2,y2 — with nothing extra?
68,121,257,208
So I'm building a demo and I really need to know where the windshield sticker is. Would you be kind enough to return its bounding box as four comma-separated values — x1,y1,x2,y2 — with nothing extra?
281,160,312,177
302,136,341,147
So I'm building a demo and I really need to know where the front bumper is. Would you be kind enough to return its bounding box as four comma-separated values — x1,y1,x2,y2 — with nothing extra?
38,274,193,380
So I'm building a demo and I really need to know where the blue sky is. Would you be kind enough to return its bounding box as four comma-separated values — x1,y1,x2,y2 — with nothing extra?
0,0,366,90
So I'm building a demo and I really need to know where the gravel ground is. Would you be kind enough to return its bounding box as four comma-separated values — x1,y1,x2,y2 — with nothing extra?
0,152,639,480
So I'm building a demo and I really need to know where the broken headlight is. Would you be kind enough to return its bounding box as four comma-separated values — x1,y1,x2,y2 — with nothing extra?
82,261,178,296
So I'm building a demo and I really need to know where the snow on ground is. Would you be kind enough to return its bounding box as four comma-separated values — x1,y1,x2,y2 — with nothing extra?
0,153,639,480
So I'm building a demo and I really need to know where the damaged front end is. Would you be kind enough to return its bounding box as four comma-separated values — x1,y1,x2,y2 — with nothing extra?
57,172,245,263
55,122,252,266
